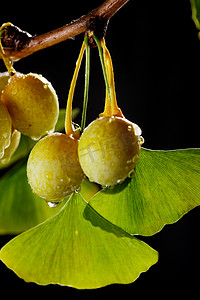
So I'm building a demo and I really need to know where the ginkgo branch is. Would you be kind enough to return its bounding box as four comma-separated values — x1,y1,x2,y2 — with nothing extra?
0,0,129,62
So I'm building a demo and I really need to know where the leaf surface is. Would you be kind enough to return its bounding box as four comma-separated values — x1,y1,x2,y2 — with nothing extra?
90,148,200,236
0,193,158,289
0,160,66,234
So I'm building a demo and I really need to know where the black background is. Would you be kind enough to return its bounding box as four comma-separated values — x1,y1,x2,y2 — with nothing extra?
0,0,200,296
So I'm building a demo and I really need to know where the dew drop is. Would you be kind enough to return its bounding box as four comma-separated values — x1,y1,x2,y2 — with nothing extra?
30,136,41,141
43,83,49,89
133,123,142,136
46,128,55,135
46,201,61,208
139,136,144,145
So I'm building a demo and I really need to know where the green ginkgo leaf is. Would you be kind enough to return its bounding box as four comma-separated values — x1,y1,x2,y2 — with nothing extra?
0,160,66,234
0,193,158,289
190,0,200,30
0,161,99,235
90,148,200,236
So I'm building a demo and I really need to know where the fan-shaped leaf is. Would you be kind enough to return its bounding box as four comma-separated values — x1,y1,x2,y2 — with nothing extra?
90,148,200,236
0,160,66,234
0,193,158,289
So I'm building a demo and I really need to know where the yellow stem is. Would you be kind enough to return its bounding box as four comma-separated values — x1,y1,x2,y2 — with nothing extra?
65,41,85,136
100,38,123,118
0,23,16,76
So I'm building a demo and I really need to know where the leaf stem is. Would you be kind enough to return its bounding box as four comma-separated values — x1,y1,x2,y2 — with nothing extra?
81,35,90,132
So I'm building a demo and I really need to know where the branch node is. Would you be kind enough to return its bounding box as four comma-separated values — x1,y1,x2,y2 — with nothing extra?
86,16,109,47
0,23,32,51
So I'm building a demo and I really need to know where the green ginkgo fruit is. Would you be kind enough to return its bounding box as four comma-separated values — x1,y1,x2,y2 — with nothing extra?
0,129,21,164
27,132,85,205
78,115,143,187
0,99,12,159
0,72,9,95
2,72,59,140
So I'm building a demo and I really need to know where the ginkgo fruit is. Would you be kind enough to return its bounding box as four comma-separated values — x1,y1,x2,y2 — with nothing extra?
2,72,59,140
0,72,9,95
0,129,21,164
78,38,143,187
27,133,85,203
0,99,12,159
78,115,143,187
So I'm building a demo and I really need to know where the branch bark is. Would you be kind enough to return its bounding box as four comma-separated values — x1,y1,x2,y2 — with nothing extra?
2,0,129,62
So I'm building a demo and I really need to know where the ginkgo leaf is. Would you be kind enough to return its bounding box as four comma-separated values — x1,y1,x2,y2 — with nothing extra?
0,160,99,235
0,160,66,234
90,148,200,236
0,193,158,289
190,0,200,30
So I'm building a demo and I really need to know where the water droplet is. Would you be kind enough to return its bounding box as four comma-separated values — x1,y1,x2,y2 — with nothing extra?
139,136,144,145
128,125,133,131
128,169,135,178
0,150,4,159
43,83,49,89
133,123,142,136
117,179,123,184
46,128,55,135
47,201,61,208
30,136,40,141
108,117,114,123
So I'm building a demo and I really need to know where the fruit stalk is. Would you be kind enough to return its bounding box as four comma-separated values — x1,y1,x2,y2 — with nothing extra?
65,41,85,137
94,35,123,117
81,35,90,132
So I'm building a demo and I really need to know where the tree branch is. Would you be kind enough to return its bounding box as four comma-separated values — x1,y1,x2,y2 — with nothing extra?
1,0,129,62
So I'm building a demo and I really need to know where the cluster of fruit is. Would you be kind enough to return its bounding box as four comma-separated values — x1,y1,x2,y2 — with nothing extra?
0,35,143,208
0,71,59,164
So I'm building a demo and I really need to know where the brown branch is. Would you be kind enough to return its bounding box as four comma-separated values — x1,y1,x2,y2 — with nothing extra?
2,0,129,62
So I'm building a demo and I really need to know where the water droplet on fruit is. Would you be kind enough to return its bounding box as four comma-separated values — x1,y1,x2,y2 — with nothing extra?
46,128,55,135
128,125,133,131
47,201,61,208
0,150,4,159
43,83,49,89
117,179,123,184
133,123,142,136
30,136,40,141
139,136,144,145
